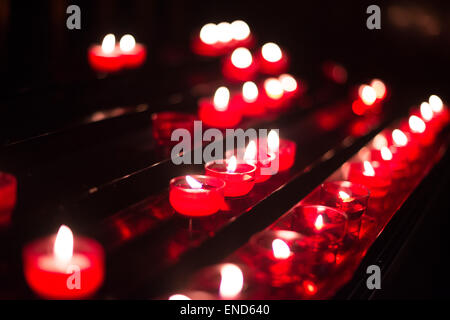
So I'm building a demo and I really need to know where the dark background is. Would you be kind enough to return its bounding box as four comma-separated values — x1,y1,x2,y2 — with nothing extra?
0,0,449,299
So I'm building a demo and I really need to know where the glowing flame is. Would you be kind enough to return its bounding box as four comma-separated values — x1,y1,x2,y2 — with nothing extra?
272,239,291,260
261,42,282,62
372,134,388,150
186,175,203,189
227,156,237,173
267,130,280,155
429,95,443,113
169,294,191,300
242,81,258,103
420,102,433,121
217,22,233,43
392,129,408,146
213,86,230,111
101,34,116,54
119,34,136,52
359,85,377,105
338,191,351,202
54,225,73,265
200,23,218,45
230,20,250,41
264,78,283,100
279,74,298,92
363,161,375,177
370,79,386,99
219,264,244,299
314,215,324,231
381,146,393,161
409,115,426,133
244,141,257,161
231,47,253,69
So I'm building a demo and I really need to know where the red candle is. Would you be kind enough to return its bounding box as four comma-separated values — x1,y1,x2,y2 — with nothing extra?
205,156,256,197
389,129,420,162
278,74,300,102
319,181,369,239
232,81,266,117
428,94,448,128
151,112,197,145
0,172,17,226
198,86,242,128
169,175,226,217
23,225,104,299
118,34,147,69
258,42,288,75
261,78,285,111
401,115,433,147
370,146,409,180
243,141,276,183
88,34,123,73
267,130,297,172
347,161,392,198
222,47,258,82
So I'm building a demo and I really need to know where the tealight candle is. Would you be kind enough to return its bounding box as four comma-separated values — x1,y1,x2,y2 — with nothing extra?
243,141,276,183
258,42,288,75
261,78,285,111
169,175,226,217
23,225,105,299
278,74,300,102
370,146,409,181
118,34,147,69
198,86,242,128
231,81,266,117
151,112,197,145
319,181,370,239
88,34,123,72
347,161,392,198
267,130,297,172
222,47,258,82
389,129,420,163
205,156,256,197
0,172,17,226
428,94,448,128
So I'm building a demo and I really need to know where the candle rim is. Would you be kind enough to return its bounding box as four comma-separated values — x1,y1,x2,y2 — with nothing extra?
205,159,257,175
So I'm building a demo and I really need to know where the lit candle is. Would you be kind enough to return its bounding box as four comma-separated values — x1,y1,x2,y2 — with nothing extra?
169,175,226,216
232,81,266,117
347,161,392,198
278,73,300,102
118,34,147,69
428,94,448,128
267,130,297,172
205,156,256,197
389,129,420,162
258,42,288,74
403,115,433,147
88,34,123,72
151,112,197,145
370,145,409,181
0,172,17,226
243,140,276,183
261,78,285,111
23,225,105,299
222,47,257,82
198,86,242,128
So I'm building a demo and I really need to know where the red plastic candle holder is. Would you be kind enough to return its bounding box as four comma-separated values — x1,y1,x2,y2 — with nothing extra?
319,181,370,239
169,175,226,217
205,160,256,197
277,139,297,172
261,78,286,111
222,48,258,82
258,43,288,75
88,45,122,73
23,231,104,299
151,112,197,145
346,161,392,198
370,148,410,181
198,95,242,129
120,44,146,69
0,172,17,225
231,92,266,117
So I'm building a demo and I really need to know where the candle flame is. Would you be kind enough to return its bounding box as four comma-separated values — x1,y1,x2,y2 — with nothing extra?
272,239,291,260
372,134,388,150
359,85,377,105
264,78,283,100
338,190,351,201
242,81,258,103
186,175,203,189
54,225,73,265
267,130,280,155
370,79,386,99
101,34,116,54
409,115,426,133
231,47,253,69
200,23,218,45
219,264,244,299
119,34,136,52
429,95,443,113
314,215,324,231
279,74,298,92
217,22,233,43
213,86,230,111
381,146,393,161
261,42,282,62
227,156,237,173
169,294,191,300
230,20,250,41
420,102,433,122
244,141,257,161
392,129,408,146
363,161,376,177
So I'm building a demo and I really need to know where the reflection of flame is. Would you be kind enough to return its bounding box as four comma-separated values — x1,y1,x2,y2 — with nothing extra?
169,294,191,300
186,176,203,189
219,264,244,299
244,141,257,161
429,95,443,113
409,115,426,133
119,34,136,52
370,79,386,99
381,147,393,161
363,161,375,177
372,134,388,150
231,47,252,69
213,87,230,111
264,78,283,100
101,34,116,54
359,85,377,105
392,129,408,146
231,20,250,41
314,215,324,231
267,130,280,155
279,74,298,92
338,191,351,202
200,23,218,45
261,42,282,62
242,81,258,103
420,102,433,121
227,156,237,173
54,225,73,265
272,239,291,260
304,280,318,295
